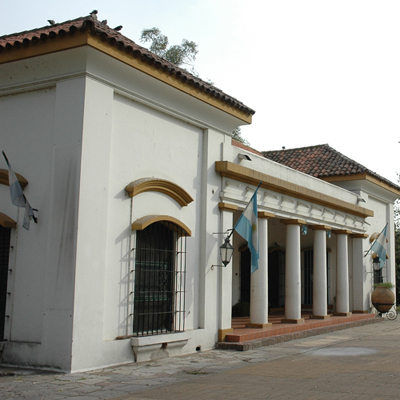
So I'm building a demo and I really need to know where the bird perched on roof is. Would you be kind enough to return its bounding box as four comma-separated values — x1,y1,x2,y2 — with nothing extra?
114,25,123,31
48,20,55,25
101,20,107,25
90,10,98,20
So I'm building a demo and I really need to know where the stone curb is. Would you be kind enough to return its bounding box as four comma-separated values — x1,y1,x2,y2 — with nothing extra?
215,317,384,351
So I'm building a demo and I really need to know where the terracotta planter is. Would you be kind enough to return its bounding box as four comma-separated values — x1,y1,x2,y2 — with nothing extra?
371,286,395,313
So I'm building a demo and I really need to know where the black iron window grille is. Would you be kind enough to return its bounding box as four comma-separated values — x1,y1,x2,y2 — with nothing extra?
132,221,187,337
0,226,11,341
374,268,384,285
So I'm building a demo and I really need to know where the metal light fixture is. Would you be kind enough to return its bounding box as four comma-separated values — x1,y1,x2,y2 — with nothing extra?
238,153,252,161
220,237,234,267
372,256,381,271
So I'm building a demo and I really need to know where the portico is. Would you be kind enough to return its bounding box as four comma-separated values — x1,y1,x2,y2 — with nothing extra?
215,158,374,333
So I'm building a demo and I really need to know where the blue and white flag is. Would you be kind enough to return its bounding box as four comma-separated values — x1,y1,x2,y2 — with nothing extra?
367,224,388,269
234,184,260,273
2,151,37,230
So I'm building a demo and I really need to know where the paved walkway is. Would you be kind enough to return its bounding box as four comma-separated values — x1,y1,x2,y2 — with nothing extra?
1,317,400,399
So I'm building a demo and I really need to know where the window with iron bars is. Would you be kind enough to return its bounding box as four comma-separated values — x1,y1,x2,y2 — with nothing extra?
0,226,11,341
132,221,187,336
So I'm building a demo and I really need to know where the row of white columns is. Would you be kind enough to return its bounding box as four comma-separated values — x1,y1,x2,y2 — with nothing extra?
218,203,366,339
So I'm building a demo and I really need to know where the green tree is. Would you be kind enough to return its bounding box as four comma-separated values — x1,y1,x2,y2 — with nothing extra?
140,27,198,68
232,127,250,146
140,28,250,147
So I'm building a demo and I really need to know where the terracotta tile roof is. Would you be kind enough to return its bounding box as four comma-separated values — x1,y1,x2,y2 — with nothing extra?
262,144,400,191
0,15,255,117
232,139,264,156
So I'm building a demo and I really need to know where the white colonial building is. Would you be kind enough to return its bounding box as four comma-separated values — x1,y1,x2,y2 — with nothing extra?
0,14,398,372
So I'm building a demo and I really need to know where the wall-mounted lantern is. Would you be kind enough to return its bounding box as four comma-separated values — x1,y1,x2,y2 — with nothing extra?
220,237,234,267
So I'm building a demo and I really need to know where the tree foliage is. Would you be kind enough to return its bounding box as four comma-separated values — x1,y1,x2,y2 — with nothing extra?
232,127,250,146
140,27,198,67
140,28,250,147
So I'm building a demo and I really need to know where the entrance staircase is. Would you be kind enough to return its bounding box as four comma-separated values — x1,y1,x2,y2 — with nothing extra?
216,311,380,351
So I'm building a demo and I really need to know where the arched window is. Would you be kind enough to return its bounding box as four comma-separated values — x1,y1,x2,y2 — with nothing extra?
133,221,187,336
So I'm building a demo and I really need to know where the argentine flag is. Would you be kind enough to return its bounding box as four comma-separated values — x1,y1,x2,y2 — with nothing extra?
234,186,260,273
2,151,37,230
369,224,388,269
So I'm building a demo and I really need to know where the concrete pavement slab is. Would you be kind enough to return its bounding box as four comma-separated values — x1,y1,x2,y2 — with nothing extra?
1,318,400,399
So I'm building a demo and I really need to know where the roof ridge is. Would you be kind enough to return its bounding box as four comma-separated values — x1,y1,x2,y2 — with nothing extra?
0,15,88,39
262,143,399,191
0,15,255,117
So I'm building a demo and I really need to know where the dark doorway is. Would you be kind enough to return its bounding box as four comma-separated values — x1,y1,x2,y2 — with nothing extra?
0,226,11,341
268,250,283,308
240,249,251,304
304,249,313,305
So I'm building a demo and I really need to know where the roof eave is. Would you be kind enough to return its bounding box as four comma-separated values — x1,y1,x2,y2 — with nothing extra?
321,173,400,197
0,19,254,124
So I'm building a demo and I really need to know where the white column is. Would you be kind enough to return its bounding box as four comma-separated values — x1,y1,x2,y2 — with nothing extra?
334,230,352,316
248,212,274,328
312,225,330,319
217,203,238,342
282,219,305,323
351,234,369,313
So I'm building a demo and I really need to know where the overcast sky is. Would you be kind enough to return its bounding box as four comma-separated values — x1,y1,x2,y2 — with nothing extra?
1,0,399,184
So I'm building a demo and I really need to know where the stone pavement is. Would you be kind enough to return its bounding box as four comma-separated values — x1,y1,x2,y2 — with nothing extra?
1,317,400,399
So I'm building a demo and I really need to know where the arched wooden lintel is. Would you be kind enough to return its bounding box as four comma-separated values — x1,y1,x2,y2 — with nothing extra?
125,178,193,207
0,212,17,229
131,215,191,237
0,169,28,189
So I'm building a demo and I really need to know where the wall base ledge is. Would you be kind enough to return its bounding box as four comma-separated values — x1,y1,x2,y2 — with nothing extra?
130,332,189,363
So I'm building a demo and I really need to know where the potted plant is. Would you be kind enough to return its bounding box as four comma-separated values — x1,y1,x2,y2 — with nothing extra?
371,282,395,313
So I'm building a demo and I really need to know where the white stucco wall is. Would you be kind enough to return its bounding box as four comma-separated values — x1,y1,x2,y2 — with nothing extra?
0,45,242,371
1,42,397,373
66,49,241,371
0,76,86,370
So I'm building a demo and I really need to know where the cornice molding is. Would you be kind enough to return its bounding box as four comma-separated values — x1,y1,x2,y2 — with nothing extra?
218,202,238,212
281,218,307,226
258,211,275,219
322,173,400,197
125,178,193,207
215,161,374,219
332,229,353,235
351,233,369,239
310,224,332,231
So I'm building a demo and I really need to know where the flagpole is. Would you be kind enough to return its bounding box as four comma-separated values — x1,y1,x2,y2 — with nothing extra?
226,181,262,240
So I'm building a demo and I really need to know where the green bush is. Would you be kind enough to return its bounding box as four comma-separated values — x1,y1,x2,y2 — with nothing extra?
374,282,394,289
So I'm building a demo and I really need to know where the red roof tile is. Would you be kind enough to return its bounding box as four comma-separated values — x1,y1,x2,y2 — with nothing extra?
232,139,264,156
0,15,255,117
263,144,400,191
